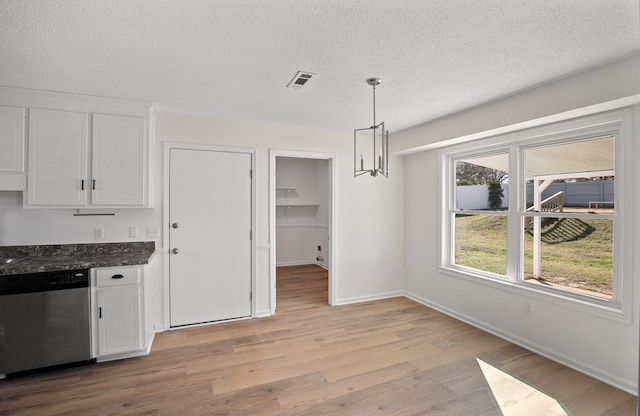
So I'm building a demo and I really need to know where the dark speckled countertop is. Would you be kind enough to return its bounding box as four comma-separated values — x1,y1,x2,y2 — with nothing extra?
0,241,157,275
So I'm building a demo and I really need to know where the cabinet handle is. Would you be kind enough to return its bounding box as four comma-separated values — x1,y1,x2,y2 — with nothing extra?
111,274,124,279
92,180,96,190
81,180,85,190
99,307,102,319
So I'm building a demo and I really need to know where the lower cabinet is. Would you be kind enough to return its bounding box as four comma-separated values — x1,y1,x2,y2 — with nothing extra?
92,265,153,361
96,285,141,356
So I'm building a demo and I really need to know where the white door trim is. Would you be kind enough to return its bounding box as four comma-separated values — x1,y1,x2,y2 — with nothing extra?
163,141,257,330
269,148,337,312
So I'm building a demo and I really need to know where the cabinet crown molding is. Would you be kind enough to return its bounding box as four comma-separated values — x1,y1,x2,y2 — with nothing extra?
0,86,152,117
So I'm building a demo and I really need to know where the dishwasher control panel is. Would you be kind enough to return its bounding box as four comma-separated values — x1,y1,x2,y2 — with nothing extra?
0,269,89,295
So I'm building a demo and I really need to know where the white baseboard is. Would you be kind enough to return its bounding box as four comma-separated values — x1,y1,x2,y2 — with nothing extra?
276,260,328,268
256,308,273,318
314,261,328,270
276,260,314,267
336,291,403,306
403,291,636,395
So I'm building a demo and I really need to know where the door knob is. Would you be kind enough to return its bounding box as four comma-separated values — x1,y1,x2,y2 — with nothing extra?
172,248,179,255
172,222,179,229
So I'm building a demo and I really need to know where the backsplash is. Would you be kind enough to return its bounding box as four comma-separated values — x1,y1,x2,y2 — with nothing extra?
0,191,161,246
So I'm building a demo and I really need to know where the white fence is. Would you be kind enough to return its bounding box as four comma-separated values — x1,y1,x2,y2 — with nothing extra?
456,181,613,210
456,184,508,210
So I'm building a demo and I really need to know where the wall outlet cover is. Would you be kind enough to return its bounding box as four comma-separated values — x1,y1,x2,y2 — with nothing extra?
524,300,534,316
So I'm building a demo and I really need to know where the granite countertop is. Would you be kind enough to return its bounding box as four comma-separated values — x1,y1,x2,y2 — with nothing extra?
0,241,157,275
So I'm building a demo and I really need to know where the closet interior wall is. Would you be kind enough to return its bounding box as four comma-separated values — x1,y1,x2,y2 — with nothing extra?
275,157,329,268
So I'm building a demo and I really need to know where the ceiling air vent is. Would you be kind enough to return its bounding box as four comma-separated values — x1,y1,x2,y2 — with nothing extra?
287,71,315,89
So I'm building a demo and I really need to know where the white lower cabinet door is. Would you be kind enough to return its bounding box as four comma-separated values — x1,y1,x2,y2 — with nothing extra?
96,286,142,356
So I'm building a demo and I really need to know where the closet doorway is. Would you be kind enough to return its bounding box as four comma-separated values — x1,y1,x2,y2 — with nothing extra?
269,150,335,313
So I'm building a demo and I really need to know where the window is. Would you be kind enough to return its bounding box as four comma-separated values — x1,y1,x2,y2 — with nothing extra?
453,152,509,276
442,110,631,318
522,136,615,300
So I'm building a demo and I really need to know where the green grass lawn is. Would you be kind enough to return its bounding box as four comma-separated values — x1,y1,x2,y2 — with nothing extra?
455,214,612,298
455,214,508,275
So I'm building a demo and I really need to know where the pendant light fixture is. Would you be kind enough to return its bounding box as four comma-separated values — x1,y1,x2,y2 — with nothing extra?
354,77,389,177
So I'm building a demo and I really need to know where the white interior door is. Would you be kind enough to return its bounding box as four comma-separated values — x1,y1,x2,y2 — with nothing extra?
169,148,252,327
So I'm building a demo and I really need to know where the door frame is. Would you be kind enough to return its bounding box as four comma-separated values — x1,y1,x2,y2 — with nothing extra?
269,149,337,312
163,142,256,330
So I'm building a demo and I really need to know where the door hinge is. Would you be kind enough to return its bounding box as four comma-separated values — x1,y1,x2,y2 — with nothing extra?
250,169,253,179
250,292,252,301
250,230,252,240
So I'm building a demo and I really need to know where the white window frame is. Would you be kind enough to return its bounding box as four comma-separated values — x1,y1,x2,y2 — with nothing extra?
449,149,511,280
440,109,633,322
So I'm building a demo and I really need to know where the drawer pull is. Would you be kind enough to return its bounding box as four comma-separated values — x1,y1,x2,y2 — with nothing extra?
111,274,124,279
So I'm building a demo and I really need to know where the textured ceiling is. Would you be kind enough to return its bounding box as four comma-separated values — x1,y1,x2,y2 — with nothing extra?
1,1,639,132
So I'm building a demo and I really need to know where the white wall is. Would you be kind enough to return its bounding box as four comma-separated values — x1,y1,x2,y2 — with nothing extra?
275,157,329,267
155,112,404,316
0,109,404,329
398,55,640,393
314,159,330,268
0,191,159,245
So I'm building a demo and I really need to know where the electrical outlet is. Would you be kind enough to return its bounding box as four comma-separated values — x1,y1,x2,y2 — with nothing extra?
524,300,534,316
129,226,138,238
94,227,104,240
147,226,159,238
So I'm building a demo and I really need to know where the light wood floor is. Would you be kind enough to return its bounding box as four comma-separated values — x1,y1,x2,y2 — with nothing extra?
0,264,636,415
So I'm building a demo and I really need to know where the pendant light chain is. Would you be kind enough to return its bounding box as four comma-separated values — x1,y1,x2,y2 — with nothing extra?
354,77,389,178
372,82,376,128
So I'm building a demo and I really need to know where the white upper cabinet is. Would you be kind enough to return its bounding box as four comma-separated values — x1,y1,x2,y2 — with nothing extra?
0,105,25,173
0,105,26,190
1,85,155,208
92,114,146,206
27,111,150,207
27,108,89,206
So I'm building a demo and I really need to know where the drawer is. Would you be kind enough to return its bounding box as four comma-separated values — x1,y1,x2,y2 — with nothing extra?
95,266,141,287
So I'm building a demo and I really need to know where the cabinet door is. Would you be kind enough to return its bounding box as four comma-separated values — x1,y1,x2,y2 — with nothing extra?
96,286,142,356
27,109,89,206
0,106,25,173
92,114,146,206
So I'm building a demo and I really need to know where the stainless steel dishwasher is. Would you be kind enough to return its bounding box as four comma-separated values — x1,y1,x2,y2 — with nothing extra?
0,269,92,376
